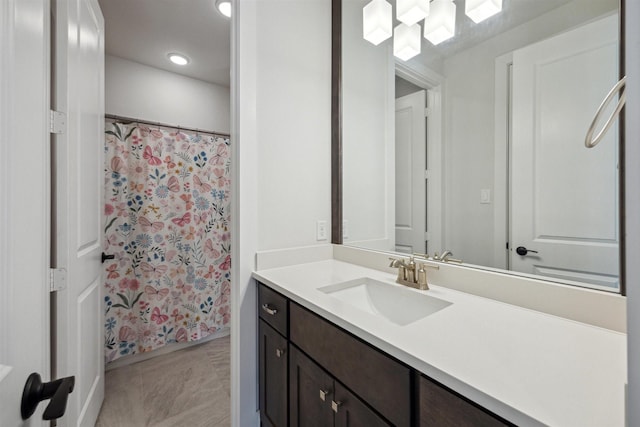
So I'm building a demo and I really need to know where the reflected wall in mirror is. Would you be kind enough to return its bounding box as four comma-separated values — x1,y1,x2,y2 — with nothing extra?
340,0,622,292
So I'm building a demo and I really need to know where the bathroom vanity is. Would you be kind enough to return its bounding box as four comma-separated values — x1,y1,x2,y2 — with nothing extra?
253,258,626,427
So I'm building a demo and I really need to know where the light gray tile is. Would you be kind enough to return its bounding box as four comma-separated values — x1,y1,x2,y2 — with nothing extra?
96,337,230,427
152,394,230,427
96,365,145,426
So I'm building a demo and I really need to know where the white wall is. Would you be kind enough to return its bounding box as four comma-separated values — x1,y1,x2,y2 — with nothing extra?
342,0,395,249
442,0,618,267
105,55,230,133
232,1,331,426
255,0,332,251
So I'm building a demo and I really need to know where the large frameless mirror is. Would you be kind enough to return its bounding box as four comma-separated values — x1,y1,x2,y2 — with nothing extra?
334,0,625,293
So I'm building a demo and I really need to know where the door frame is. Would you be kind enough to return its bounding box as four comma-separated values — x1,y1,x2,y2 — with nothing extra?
493,53,512,270
395,61,443,254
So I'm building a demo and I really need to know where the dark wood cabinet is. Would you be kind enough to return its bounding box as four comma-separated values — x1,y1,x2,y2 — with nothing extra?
418,375,511,427
290,302,410,427
290,346,390,427
257,281,513,427
259,319,289,427
289,345,335,427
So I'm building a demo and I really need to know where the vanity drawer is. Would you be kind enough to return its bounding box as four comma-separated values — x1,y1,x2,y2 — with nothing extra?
290,302,411,427
258,282,288,337
418,375,511,427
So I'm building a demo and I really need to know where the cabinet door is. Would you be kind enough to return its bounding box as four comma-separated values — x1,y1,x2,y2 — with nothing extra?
419,375,510,427
259,320,289,427
334,382,390,427
290,346,334,427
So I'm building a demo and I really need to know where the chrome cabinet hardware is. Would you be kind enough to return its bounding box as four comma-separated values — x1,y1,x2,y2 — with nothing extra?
319,389,331,401
261,303,278,316
331,400,342,413
276,348,285,358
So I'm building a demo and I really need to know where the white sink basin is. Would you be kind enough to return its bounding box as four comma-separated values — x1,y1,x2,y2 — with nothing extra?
318,277,451,326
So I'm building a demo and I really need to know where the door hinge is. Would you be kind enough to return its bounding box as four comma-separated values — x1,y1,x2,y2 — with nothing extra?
424,107,431,117
50,110,66,134
50,268,67,292
424,169,430,179
424,232,430,241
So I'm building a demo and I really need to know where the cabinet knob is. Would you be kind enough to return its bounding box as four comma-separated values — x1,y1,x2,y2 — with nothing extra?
275,348,285,358
331,400,342,413
261,303,278,316
319,389,331,401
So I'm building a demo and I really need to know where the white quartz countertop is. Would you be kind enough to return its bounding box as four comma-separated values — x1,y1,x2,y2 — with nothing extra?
253,259,627,427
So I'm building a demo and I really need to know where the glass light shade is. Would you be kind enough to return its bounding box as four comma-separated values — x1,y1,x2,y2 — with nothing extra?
397,0,430,26
424,0,456,45
216,0,231,18
363,0,392,45
465,0,502,23
394,23,421,61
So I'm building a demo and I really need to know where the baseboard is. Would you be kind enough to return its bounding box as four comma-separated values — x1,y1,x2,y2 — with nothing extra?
105,327,230,371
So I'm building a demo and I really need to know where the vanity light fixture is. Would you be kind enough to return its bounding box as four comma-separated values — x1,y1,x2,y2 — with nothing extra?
363,0,393,45
215,0,231,18
424,0,456,45
397,0,429,26
168,53,189,66
465,0,502,23
393,22,421,61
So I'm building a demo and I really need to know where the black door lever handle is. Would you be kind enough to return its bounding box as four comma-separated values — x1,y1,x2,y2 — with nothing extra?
102,252,115,263
516,246,539,256
21,372,75,420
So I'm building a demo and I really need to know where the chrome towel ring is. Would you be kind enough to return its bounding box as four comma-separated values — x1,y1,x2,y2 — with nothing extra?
585,76,626,148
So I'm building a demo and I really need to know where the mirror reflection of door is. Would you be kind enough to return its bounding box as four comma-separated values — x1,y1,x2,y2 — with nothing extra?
509,13,619,290
395,87,426,254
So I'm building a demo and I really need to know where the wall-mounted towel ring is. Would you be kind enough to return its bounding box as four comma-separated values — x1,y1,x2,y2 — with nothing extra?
585,76,626,148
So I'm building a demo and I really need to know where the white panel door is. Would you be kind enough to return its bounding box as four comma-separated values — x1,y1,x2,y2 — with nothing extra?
395,90,426,254
511,14,619,290
0,0,50,425
52,0,105,425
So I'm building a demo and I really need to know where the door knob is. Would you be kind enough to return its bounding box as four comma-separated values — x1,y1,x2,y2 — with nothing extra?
516,246,539,256
101,252,115,263
21,373,75,420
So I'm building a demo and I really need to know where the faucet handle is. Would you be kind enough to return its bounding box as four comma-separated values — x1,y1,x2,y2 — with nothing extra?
412,252,430,260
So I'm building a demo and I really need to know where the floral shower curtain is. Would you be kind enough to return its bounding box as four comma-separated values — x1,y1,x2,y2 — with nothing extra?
103,121,231,363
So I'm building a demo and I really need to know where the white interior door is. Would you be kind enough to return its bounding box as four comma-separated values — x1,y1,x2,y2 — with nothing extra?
0,0,51,425
52,0,105,425
395,90,426,254
510,14,619,290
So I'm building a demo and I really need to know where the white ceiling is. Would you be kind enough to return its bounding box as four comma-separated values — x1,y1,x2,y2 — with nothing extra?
425,0,573,58
98,0,231,87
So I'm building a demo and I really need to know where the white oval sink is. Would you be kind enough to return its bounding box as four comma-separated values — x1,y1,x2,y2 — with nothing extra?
318,277,451,326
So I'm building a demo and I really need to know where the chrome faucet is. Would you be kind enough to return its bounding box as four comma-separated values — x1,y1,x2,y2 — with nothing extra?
433,250,463,264
389,256,438,290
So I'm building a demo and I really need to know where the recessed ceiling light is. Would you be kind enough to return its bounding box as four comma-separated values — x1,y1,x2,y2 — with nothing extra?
168,53,189,66
216,0,231,18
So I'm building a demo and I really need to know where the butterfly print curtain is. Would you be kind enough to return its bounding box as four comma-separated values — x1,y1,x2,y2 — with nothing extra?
103,121,231,363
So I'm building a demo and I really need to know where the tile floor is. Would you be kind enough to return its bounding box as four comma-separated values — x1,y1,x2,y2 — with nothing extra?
96,335,230,427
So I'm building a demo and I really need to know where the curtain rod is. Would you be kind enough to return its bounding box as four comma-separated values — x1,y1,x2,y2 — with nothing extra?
104,114,230,138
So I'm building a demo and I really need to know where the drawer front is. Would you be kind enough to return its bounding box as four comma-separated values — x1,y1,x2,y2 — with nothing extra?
258,283,288,337
418,375,511,427
290,302,411,427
